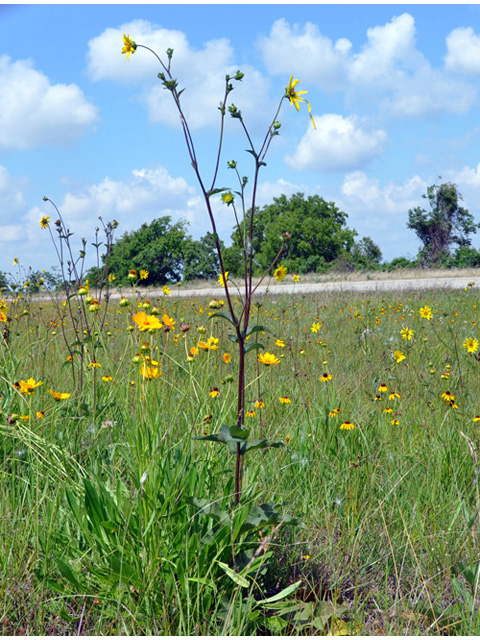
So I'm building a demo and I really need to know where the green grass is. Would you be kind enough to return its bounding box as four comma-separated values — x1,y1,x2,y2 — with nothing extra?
1,285,480,634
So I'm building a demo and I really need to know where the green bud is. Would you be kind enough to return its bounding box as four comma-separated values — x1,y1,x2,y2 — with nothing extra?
234,70,244,80
227,160,237,169
157,72,165,81
166,48,174,59
273,121,281,130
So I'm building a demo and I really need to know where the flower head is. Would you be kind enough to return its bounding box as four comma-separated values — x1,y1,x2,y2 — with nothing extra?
39,215,50,229
133,311,162,331
420,305,433,320
393,350,406,363
18,378,43,395
463,337,479,353
258,351,281,366
400,327,414,341
285,76,316,128
48,389,71,401
221,192,234,205
218,271,230,287
340,421,355,430
279,396,291,404
274,265,287,282
319,373,333,382
122,33,137,59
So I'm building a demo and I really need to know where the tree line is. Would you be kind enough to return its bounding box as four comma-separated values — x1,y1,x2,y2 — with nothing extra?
1,181,478,291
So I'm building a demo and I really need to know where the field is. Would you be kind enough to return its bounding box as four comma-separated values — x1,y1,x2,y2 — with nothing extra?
1,281,480,635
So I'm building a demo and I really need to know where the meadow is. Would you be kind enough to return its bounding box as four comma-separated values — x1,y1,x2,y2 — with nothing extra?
1,281,480,635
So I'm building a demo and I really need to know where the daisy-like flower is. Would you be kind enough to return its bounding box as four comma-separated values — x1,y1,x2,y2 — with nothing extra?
340,421,355,430
393,350,406,363
285,434,291,445
102,375,113,382
400,327,414,341
279,396,291,404
223,353,231,363
162,314,175,331
163,285,170,295
39,215,50,229
18,378,43,395
140,364,162,379
274,265,287,282
48,389,71,401
88,361,102,368
108,273,116,283
473,415,480,422
420,305,433,320
441,391,455,402
258,352,281,366
246,410,256,418
133,311,162,331
463,337,479,353
378,383,388,393
391,419,400,426
319,373,333,382
209,387,220,399
285,76,316,128
275,339,286,348
255,398,265,409
388,391,401,400
329,408,342,417
293,275,300,282
198,336,219,351
218,271,230,287
221,192,234,205
140,269,149,280
311,322,321,333
122,33,137,59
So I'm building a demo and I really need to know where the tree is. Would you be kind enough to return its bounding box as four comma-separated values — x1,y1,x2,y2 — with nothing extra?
350,236,383,269
407,181,478,265
105,217,189,285
224,193,357,276
182,232,223,282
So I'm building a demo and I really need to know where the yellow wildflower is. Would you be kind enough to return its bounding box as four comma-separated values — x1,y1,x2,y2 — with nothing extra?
285,76,316,128
258,352,281,366
122,33,137,59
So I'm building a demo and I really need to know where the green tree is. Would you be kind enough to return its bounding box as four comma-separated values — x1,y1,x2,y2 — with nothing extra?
182,232,223,282
224,193,357,276
350,236,383,269
407,181,478,265
105,217,189,285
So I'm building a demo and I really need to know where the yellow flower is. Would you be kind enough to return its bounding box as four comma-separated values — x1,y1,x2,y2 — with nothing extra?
311,322,321,333
378,383,388,393
275,339,285,348
255,398,265,409
218,271,230,286
198,336,219,351
319,373,333,382
88,361,101,368
393,350,406,363
221,192,234,205
441,391,455,402
133,311,163,331
140,269,149,280
473,415,480,422
258,351,281,366
293,274,300,282
140,363,162,379
13,257,18,265
18,378,43,395
274,265,287,282
279,396,291,404
162,314,175,331
285,76,316,128
122,33,137,59
340,421,355,430
246,410,256,418
420,305,433,320
223,353,231,363
48,389,71,401
39,215,50,229
463,337,479,353
102,375,113,382
108,273,116,283
329,408,342,417
128,269,138,280
400,326,414,341
162,285,170,295
209,387,220,399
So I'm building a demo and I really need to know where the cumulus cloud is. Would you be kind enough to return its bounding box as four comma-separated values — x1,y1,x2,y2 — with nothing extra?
286,114,387,172
87,20,273,130
259,14,477,118
0,56,98,150
445,27,480,74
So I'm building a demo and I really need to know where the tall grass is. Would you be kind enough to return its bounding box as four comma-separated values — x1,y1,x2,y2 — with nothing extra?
1,285,480,634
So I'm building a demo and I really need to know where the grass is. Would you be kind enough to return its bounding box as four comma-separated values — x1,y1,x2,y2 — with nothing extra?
1,282,480,634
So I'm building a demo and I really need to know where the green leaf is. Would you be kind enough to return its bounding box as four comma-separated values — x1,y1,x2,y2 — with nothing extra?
206,187,230,198
194,424,249,455
245,439,286,453
54,554,84,592
244,342,264,354
217,561,250,588
256,579,302,604
209,311,238,328
245,324,270,338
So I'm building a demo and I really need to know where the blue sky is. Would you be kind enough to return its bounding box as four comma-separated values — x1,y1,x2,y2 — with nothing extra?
3,3,480,276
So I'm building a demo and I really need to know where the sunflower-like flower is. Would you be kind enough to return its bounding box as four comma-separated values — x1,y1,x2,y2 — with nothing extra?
285,76,316,129
39,215,50,229
258,351,280,366
48,389,71,401
122,33,137,59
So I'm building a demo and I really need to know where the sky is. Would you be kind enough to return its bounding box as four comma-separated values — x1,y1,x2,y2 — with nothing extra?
3,3,480,277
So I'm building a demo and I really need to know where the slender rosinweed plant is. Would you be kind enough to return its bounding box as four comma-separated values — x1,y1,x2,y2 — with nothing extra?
121,33,315,505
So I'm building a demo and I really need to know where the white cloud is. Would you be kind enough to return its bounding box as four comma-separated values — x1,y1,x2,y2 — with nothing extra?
259,14,477,118
445,27,480,74
88,20,273,130
286,114,387,171
452,162,480,188
0,56,98,150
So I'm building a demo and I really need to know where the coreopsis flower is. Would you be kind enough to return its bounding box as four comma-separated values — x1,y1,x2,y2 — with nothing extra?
285,76,316,128
18,378,43,395
419,305,433,320
162,314,175,331
39,215,50,229
274,265,287,282
393,350,406,363
48,389,71,401
275,339,286,348
340,421,355,430
133,311,162,331
463,337,479,353
258,352,280,366
293,274,300,282
122,33,137,59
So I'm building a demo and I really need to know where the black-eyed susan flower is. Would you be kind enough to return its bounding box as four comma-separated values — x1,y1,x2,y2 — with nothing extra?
122,33,137,59
340,421,355,430
285,434,291,445
102,375,113,382
258,352,280,366
319,373,333,382
328,408,342,417
254,398,265,409
391,419,400,426
473,415,480,422
246,410,256,418
441,391,455,403
88,361,102,369
463,337,479,353
388,391,401,400
209,387,220,399
279,396,291,404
